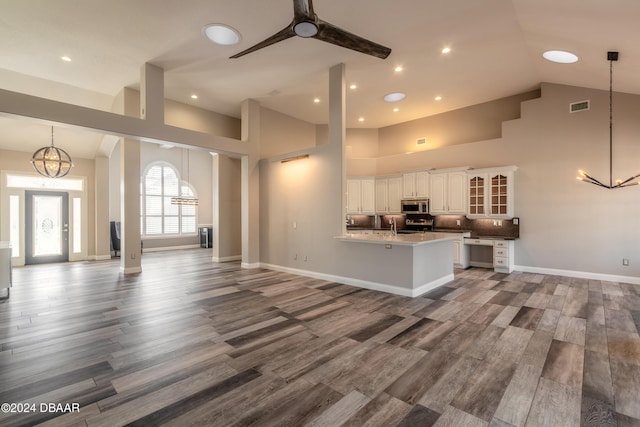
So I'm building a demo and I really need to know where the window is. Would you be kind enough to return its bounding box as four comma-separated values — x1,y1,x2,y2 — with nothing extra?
141,162,198,236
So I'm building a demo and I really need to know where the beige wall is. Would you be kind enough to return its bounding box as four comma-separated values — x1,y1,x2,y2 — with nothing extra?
259,107,317,159
377,90,540,157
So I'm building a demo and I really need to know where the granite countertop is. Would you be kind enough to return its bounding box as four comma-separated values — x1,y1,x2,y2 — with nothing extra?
336,232,458,246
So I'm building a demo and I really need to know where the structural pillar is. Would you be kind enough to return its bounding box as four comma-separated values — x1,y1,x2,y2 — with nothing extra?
241,99,261,268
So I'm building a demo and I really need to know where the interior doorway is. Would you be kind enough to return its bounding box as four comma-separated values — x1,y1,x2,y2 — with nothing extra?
25,191,69,265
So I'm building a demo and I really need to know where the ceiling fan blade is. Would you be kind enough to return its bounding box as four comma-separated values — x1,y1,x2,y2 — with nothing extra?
314,20,391,59
230,25,296,59
293,0,315,19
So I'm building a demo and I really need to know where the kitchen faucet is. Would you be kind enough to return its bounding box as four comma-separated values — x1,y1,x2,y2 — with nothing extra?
390,218,397,236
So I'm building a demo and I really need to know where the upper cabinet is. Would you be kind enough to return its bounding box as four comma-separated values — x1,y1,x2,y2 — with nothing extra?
429,170,468,215
347,177,376,214
375,176,402,214
466,166,517,219
402,171,429,199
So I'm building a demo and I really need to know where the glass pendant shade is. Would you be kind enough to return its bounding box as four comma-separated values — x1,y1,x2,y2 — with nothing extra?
30,127,74,178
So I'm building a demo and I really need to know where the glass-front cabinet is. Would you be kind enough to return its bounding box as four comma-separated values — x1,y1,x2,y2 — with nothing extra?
467,173,487,217
466,166,517,219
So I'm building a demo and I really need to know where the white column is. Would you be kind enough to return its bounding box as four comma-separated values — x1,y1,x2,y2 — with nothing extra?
241,99,261,268
120,137,141,273
328,63,347,234
94,155,111,260
140,63,164,126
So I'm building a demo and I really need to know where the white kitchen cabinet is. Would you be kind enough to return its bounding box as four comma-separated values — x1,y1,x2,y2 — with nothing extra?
375,176,402,214
452,233,470,269
466,166,517,218
467,172,488,219
493,240,514,273
347,178,375,214
402,171,429,199
429,170,467,215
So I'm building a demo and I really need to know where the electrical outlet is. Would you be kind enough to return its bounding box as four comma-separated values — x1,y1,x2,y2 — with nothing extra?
385,244,392,249
456,220,461,226
623,258,629,266
498,220,502,226
293,221,297,229
513,218,519,225
304,256,308,261
294,254,297,260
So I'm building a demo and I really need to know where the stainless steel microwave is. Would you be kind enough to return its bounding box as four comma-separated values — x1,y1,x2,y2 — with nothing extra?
401,199,429,214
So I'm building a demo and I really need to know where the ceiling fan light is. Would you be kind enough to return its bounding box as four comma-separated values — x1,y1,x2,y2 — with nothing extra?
203,24,241,46
294,21,318,38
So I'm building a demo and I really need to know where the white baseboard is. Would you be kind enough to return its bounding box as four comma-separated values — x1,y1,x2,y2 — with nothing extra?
142,244,201,253
122,266,142,274
241,262,261,269
260,263,454,298
212,255,241,263
514,265,640,285
94,255,112,261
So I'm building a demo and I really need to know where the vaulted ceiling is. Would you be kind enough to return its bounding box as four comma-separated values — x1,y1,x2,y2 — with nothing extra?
1,0,639,158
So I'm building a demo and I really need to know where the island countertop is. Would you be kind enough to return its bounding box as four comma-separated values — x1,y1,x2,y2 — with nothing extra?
335,232,458,246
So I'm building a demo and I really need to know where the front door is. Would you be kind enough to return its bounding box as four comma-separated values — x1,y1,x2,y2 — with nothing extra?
25,191,69,264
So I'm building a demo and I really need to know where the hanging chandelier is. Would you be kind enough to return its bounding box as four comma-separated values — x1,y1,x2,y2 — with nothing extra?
30,127,74,178
577,51,640,188
171,148,199,206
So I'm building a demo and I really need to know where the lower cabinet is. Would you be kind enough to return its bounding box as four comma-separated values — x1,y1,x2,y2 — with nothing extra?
465,238,515,273
453,234,470,269
493,240,514,273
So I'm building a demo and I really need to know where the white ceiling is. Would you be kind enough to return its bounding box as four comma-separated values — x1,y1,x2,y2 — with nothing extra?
1,0,639,159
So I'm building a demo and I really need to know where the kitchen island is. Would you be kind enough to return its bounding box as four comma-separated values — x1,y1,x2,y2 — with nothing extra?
334,232,457,297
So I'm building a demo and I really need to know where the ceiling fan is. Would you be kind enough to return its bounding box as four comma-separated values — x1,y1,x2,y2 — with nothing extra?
230,0,392,59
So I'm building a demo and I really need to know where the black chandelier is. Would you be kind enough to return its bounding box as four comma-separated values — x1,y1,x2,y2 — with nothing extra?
30,127,74,178
577,51,640,188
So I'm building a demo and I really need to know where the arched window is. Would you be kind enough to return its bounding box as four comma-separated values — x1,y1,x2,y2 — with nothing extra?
141,162,197,236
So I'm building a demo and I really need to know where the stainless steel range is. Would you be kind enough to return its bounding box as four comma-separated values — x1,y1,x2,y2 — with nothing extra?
404,216,434,233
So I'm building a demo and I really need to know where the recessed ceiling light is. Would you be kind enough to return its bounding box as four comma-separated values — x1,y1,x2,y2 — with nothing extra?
441,47,451,54
61,56,71,62
358,117,365,122
394,66,403,72
313,97,320,103
203,23,241,46
543,50,579,63
435,96,442,101
349,84,357,90
384,92,406,102
393,108,399,112
191,94,198,99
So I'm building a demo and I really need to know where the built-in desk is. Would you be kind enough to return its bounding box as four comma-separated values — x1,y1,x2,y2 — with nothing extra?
0,242,11,300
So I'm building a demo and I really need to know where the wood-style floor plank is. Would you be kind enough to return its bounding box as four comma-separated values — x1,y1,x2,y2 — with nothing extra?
0,250,639,426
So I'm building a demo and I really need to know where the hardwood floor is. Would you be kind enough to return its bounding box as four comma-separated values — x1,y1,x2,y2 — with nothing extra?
1,250,640,426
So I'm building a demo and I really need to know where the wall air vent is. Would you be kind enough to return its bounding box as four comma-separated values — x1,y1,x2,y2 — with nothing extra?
569,100,590,113
416,137,427,146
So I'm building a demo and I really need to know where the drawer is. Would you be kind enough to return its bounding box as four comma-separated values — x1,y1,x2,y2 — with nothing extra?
494,240,510,248
494,247,509,258
464,238,494,246
494,256,509,267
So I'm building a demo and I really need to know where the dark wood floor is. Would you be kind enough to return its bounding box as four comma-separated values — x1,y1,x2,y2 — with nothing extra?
1,250,640,426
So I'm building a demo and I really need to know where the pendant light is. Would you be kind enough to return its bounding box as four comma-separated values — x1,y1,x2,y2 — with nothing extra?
30,127,74,178
577,51,640,188
171,148,199,206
